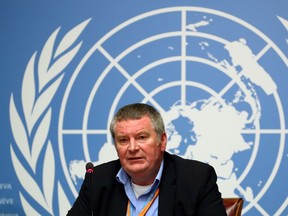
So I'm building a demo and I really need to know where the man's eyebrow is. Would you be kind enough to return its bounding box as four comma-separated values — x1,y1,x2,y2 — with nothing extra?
136,130,149,134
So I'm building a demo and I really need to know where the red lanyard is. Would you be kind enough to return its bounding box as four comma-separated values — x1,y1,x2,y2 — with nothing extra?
127,188,160,216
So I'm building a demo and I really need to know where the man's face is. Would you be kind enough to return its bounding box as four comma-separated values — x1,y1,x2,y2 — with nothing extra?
114,116,166,185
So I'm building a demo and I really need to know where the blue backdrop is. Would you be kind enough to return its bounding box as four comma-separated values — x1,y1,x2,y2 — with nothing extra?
1,1,287,215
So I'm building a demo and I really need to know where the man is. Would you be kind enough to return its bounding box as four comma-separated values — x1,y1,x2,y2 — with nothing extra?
67,103,227,216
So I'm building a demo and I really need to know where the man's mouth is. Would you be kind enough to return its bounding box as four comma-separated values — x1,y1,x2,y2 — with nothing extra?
128,157,143,162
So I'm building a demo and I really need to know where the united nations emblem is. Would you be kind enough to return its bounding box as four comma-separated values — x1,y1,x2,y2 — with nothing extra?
10,7,288,215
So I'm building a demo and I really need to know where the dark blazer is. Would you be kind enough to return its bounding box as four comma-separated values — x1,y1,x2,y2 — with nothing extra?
67,152,227,216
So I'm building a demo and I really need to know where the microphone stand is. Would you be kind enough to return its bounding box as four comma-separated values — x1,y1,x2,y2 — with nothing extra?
86,162,94,216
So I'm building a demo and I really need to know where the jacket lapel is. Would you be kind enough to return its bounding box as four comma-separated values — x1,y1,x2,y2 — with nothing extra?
108,182,128,216
158,152,176,216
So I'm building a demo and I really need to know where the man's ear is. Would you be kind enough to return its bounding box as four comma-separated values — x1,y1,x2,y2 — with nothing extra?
160,132,167,151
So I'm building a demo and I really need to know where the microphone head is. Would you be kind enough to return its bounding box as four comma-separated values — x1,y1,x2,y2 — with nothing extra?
86,162,94,173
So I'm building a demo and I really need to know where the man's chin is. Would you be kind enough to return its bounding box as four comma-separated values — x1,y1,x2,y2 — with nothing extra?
126,164,147,174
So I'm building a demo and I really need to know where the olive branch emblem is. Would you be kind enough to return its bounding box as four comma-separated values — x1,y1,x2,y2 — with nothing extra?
9,19,91,215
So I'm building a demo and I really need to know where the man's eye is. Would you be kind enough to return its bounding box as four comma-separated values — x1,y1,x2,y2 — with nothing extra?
137,135,147,142
118,138,128,144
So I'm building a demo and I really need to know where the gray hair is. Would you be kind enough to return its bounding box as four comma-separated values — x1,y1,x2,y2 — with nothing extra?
110,103,165,140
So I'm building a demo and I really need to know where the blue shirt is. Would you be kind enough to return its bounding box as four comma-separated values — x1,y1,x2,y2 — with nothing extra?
116,160,164,216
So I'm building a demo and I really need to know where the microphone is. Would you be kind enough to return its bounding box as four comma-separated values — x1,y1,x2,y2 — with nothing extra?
86,162,94,173
86,162,94,216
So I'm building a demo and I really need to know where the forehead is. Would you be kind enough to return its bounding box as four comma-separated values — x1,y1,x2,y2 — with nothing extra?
114,116,153,132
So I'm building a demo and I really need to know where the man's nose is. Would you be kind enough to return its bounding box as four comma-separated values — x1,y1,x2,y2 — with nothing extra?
128,139,139,151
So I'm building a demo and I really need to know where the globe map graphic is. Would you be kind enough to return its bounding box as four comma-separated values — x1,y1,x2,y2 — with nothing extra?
58,7,288,215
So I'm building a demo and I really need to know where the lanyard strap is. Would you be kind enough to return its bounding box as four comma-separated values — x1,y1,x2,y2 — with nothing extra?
127,188,160,216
